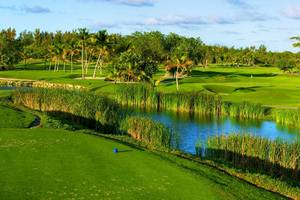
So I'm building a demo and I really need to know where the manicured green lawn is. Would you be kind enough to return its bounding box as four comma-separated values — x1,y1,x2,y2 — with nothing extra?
157,66,300,108
1,65,300,108
0,105,35,128
0,90,12,98
0,128,283,200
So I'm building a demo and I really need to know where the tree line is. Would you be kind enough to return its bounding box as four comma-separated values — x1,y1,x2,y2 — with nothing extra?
0,27,299,82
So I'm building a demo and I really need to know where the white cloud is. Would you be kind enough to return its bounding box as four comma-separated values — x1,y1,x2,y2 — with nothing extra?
284,6,300,19
81,0,155,7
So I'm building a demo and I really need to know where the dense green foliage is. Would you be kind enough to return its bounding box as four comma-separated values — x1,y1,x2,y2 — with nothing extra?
12,88,122,133
120,116,172,149
196,134,300,182
1,27,300,78
0,28,21,66
108,50,158,82
275,59,297,73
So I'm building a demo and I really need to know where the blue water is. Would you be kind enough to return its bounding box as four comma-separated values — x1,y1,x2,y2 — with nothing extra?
0,86,16,90
138,110,300,154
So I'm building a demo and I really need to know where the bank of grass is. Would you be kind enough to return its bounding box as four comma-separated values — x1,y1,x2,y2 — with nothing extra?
0,104,35,128
120,116,172,150
0,128,285,200
1,64,300,108
12,87,122,133
115,84,268,120
115,84,300,128
0,90,12,99
1,66,300,108
198,134,300,180
273,109,300,128
1,99,298,199
195,134,300,198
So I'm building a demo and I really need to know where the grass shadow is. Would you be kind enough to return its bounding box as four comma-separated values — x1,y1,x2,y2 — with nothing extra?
191,71,278,78
202,148,300,188
233,86,264,93
117,149,133,153
45,111,118,134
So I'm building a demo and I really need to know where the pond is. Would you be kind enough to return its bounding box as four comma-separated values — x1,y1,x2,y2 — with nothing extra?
136,110,300,154
0,86,16,90
2,85,299,155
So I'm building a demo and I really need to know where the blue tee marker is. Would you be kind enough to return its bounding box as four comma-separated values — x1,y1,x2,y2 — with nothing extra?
113,148,118,154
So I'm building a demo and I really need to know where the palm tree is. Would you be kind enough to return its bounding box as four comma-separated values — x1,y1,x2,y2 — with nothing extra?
291,36,300,48
69,31,78,74
77,28,89,79
53,31,63,72
169,45,193,91
84,34,97,75
93,30,109,78
93,47,108,78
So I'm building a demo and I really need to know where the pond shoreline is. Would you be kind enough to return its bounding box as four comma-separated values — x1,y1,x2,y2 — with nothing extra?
3,87,298,199
0,78,85,90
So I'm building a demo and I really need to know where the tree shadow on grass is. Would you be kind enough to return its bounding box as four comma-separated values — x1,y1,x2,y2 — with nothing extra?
191,71,278,78
89,84,111,92
160,78,176,86
233,86,264,93
66,74,81,79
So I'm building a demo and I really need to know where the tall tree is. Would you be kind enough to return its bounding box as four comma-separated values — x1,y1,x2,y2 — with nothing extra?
77,28,89,79
19,31,34,65
169,43,193,91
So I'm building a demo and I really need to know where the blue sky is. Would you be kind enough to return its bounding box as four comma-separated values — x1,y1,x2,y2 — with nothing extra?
1,0,300,52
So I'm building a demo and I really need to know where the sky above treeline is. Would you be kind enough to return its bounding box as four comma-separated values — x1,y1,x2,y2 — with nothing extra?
1,0,300,52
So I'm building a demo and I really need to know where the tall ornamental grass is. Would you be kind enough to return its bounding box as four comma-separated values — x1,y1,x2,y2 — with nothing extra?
115,84,268,120
273,109,300,128
120,116,172,150
196,134,300,181
13,88,123,133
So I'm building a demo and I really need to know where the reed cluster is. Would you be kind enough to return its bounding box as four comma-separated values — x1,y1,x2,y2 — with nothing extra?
13,88,122,133
12,88,173,148
115,84,268,120
120,116,172,149
273,109,300,128
196,134,300,181
115,84,157,109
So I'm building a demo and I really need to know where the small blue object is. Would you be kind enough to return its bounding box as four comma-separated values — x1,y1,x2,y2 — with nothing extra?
113,148,118,154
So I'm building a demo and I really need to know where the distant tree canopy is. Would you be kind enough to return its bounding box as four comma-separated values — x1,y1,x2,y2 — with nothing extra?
1,27,300,79
276,59,296,73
